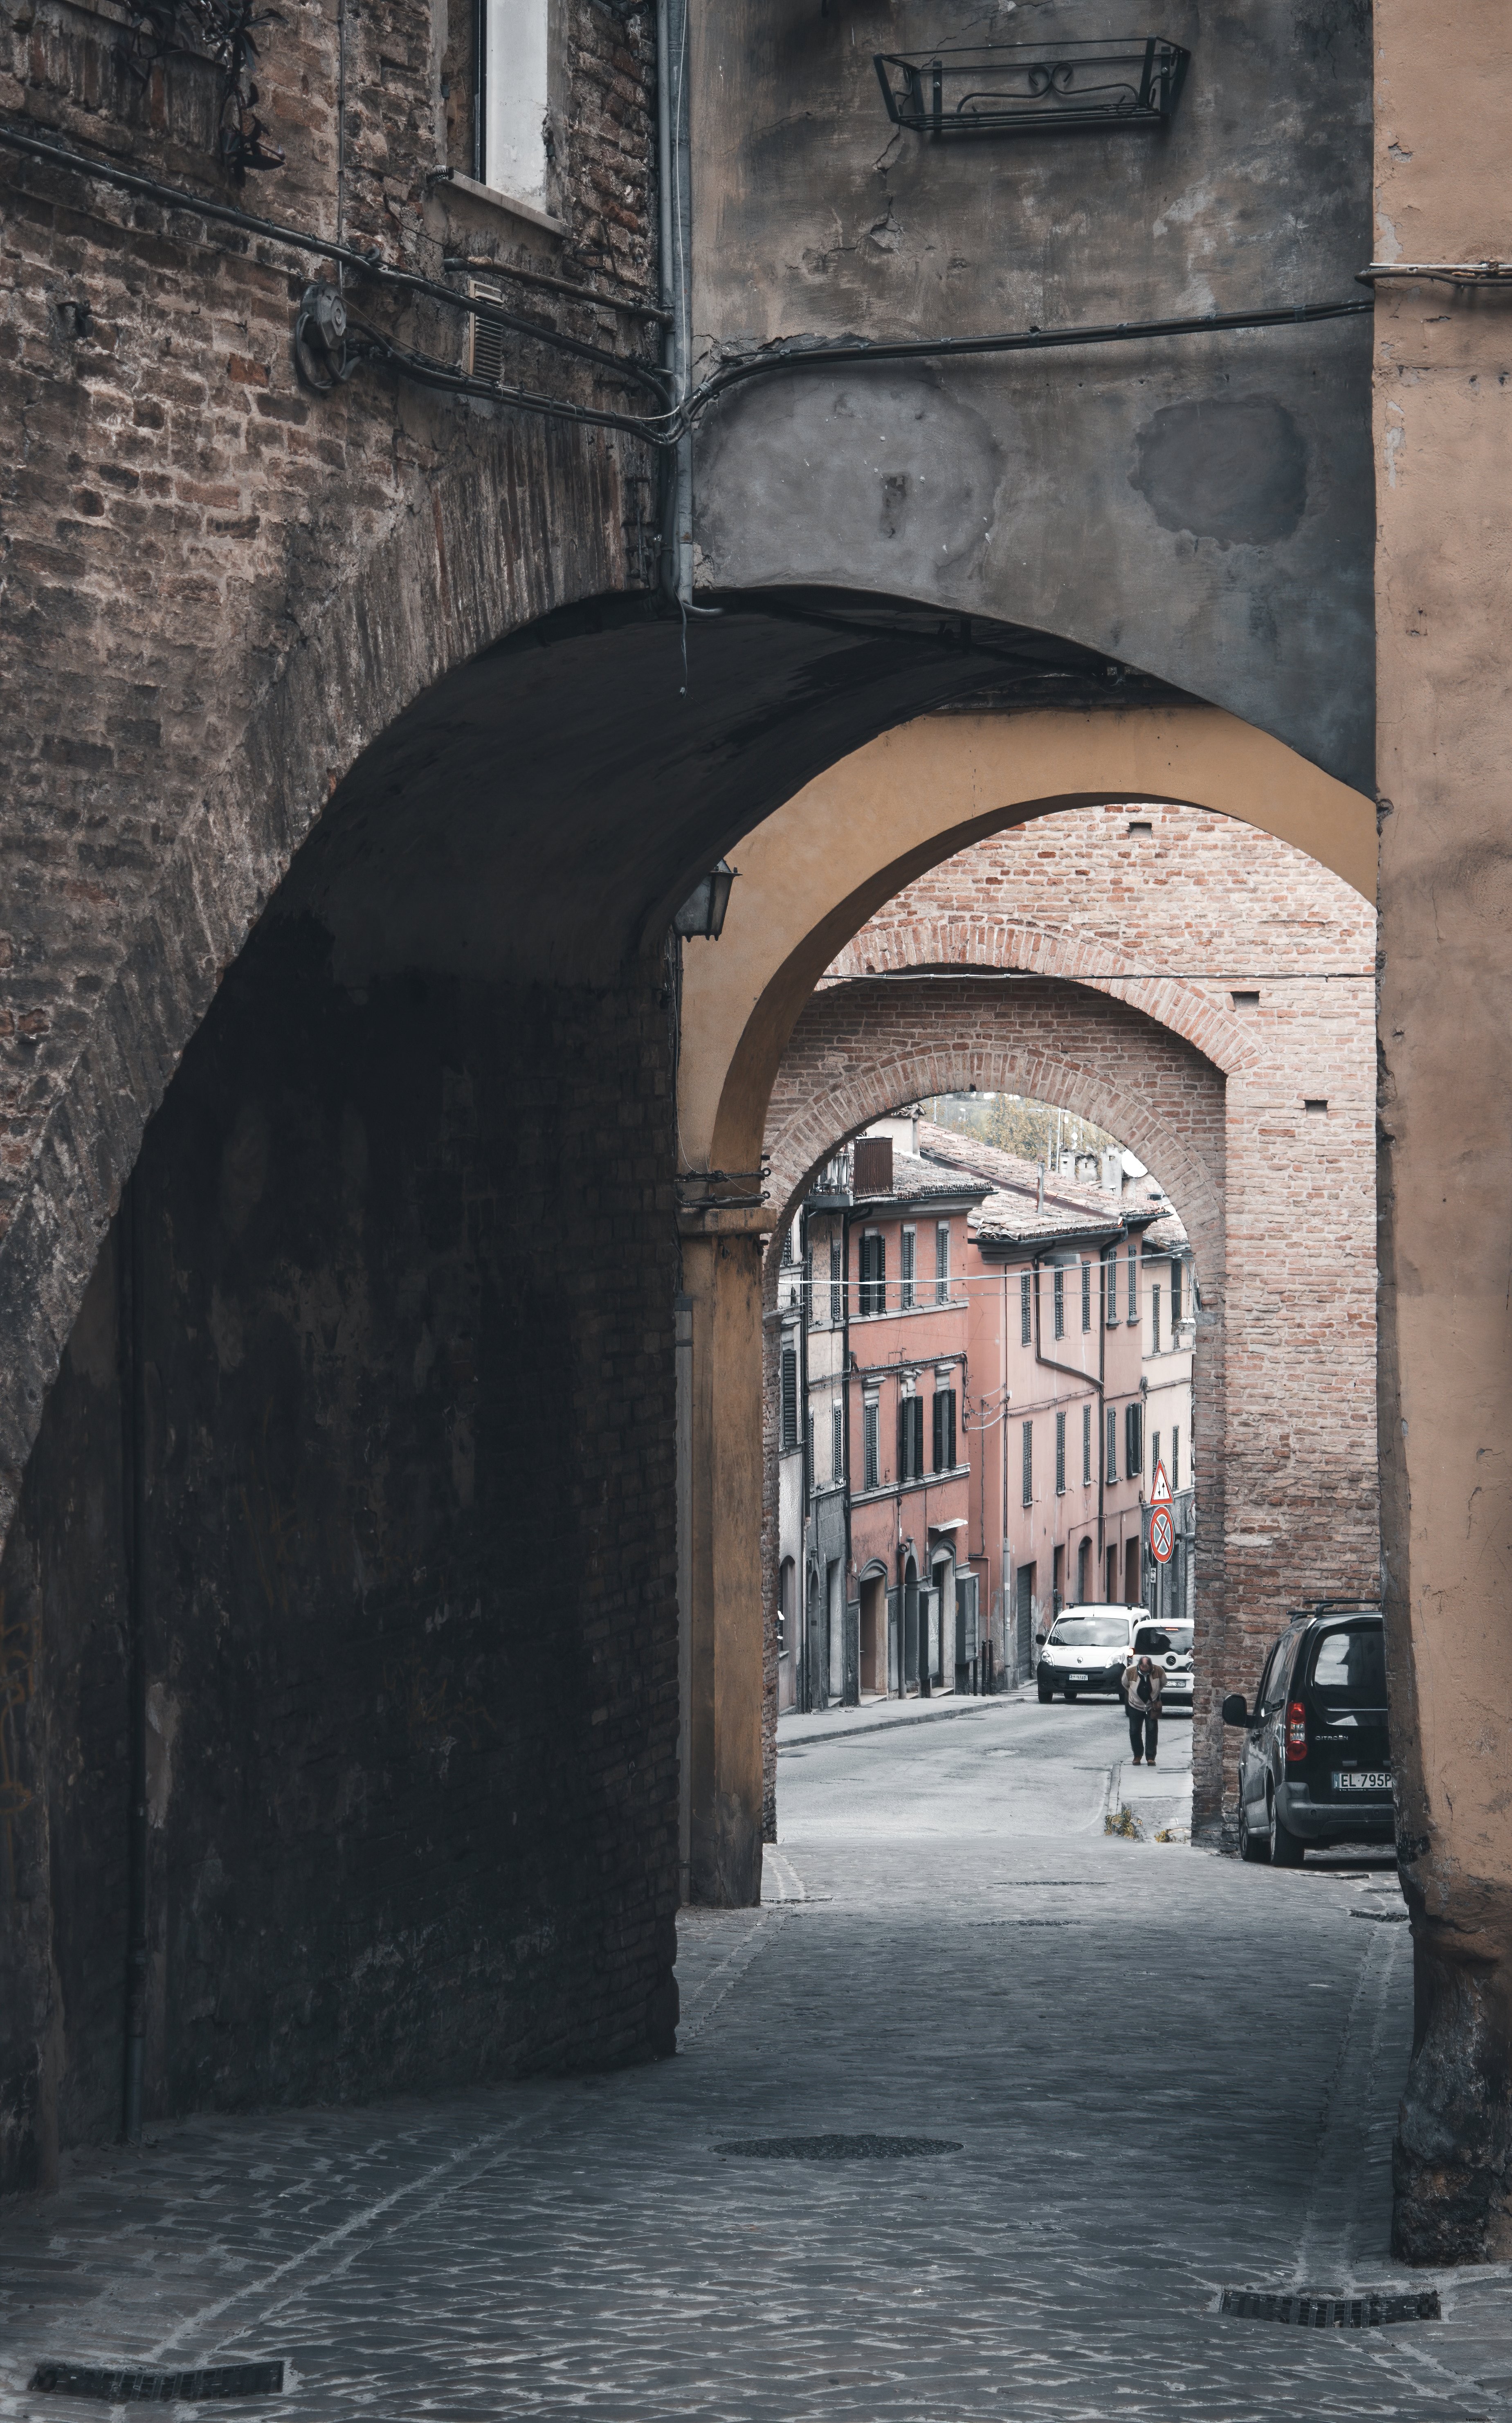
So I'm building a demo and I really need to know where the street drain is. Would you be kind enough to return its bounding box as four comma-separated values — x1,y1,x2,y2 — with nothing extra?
30,2360,284,2402
716,2134,961,2160
1220,2289,1440,2328
973,1917,1076,1928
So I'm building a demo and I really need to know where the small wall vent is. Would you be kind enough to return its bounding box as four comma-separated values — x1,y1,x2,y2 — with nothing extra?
467,279,506,384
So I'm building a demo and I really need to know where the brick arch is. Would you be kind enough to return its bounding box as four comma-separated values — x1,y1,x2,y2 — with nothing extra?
822,925,1267,1083
763,978,1225,1299
0,441,631,1553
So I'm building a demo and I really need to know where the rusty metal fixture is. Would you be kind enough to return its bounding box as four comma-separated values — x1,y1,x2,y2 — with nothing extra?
124,1,286,180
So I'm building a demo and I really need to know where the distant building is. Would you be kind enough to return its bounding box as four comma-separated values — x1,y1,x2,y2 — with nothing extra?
775,1113,1195,1706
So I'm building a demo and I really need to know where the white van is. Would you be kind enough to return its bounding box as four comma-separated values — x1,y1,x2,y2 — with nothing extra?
1035,1605,1144,1702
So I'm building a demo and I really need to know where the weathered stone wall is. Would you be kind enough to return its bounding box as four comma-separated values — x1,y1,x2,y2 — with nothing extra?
0,908,680,2190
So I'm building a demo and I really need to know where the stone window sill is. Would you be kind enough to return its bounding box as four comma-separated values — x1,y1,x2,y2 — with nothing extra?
429,169,568,241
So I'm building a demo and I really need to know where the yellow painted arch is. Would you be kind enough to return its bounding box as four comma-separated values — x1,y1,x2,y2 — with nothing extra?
677,703,1374,1179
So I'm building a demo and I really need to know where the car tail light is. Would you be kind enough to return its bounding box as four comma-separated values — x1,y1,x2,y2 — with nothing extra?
1286,1698,1308,1763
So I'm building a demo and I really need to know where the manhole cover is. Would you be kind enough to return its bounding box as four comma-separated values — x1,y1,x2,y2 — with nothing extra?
30,2360,284,2402
1220,2288,1439,2328
1350,1906,1409,1923
715,2134,961,2160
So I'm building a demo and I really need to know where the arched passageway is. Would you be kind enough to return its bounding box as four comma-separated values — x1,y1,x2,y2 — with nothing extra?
678,748,1375,1905
0,574,1219,2190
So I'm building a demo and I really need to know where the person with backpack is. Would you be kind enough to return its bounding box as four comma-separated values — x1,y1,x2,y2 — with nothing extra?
1122,1652,1163,1764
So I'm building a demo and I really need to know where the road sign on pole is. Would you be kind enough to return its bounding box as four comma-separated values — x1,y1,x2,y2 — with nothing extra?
1149,1504,1175,1565
1150,1459,1172,1505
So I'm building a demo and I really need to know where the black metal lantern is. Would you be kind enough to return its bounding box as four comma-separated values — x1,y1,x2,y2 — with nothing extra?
673,859,736,940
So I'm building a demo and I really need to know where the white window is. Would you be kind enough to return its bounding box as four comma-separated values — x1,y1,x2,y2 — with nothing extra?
480,0,551,206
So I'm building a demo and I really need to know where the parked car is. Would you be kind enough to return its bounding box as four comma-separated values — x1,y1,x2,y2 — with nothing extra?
1036,1606,1142,1702
1222,1603,1391,1865
1132,1618,1194,1708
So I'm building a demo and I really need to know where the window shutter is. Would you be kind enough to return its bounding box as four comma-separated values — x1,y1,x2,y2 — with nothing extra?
1055,1409,1066,1495
830,1232,843,1324
1171,1261,1182,1328
1020,1271,1032,1346
1125,1400,1142,1476
1082,1401,1092,1485
1081,1260,1091,1332
1106,1406,1117,1480
1022,1419,1033,1506
1126,1243,1137,1320
780,1346,798,1450
1053,1267,1065,1340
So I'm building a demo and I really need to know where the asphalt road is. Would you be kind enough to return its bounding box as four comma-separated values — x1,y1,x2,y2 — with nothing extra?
2,1693,1508,2421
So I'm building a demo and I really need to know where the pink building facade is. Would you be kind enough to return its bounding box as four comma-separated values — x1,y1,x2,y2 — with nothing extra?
775,1119,1191,1710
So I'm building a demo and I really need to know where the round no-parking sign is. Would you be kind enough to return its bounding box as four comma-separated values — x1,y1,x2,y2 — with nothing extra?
1149,1505,1175,1564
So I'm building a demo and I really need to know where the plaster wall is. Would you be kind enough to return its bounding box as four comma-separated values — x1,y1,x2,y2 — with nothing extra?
1373,0,1512,2264
690,0,1375,788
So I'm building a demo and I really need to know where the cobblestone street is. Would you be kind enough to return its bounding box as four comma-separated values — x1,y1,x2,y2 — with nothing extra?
2,1696,1508,2421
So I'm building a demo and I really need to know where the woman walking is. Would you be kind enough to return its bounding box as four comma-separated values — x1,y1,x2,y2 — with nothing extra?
1122,1651,1163,1765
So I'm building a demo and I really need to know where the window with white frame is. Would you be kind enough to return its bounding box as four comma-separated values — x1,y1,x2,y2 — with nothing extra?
477,0,552,205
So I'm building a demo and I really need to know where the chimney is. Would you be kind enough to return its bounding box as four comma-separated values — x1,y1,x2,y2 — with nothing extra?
853,1135,893,1196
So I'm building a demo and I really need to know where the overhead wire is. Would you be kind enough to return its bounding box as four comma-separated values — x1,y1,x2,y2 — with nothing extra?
0,116,1373,459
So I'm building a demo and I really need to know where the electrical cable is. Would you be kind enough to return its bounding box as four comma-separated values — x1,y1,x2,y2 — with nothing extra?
0,117,1375,459
0,119,672,405
684,295,1374,414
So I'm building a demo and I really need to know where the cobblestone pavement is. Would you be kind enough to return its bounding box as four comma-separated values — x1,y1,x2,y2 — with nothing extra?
3,1694,1510,2421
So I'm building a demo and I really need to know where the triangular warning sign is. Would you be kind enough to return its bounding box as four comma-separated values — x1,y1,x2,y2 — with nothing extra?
1150,1459,1172,1504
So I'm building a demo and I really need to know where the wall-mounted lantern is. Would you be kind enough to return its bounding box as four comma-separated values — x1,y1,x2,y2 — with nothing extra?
673,860,737,940
874,36,1189,139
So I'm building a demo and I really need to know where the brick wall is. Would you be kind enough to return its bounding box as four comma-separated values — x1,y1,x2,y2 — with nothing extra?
0,0,659,1551
0,910,681,2190
0,0,678,2190
760,800,1377,1840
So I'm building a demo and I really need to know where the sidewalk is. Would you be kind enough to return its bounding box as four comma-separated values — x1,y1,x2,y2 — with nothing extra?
777,1686,1020,1752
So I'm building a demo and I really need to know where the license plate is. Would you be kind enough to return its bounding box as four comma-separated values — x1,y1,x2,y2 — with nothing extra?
1334,1770,1391,1793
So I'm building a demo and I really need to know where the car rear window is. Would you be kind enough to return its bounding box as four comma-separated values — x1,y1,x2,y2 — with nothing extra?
1308,1623,1386,1706
1135,1624,1193,1654
1049,1616,1129,1647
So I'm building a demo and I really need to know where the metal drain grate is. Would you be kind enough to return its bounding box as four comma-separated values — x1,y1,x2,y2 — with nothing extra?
30,2360,285,2402
1220,2289,1440,2329
716,2134,961,2160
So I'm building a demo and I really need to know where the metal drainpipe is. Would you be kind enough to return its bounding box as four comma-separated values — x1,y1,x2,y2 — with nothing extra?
119,1175,148,2144
1032,1248,1106,1618
656,0,693,608
841,1209,853,1702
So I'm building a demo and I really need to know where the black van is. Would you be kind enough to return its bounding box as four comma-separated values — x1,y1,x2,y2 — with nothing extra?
1222,1603,1391,1866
